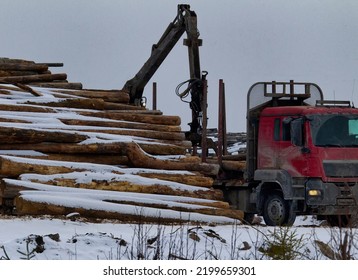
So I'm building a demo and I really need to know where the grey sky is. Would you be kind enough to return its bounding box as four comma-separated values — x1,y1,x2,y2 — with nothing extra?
1,0,358,132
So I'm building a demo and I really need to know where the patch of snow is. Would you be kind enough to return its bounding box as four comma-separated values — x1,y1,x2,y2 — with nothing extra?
19,171,209,192
0,215,355,260
0,150,46,156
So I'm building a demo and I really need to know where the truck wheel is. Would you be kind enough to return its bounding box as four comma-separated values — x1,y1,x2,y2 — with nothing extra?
263,194,295,226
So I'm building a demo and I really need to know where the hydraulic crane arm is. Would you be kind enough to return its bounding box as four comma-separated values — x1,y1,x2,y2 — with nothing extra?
122,4,204,146
122,4,202,103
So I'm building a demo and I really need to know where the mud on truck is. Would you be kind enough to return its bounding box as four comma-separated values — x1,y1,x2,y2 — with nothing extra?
123,4,358,227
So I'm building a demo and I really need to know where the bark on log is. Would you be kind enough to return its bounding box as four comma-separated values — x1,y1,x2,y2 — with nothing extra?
138,142,188,155
60,119,181,133
220,160,246,171
0,152,129,166
101,199,242,220
4,177,231,214
0,126,88,144
0,70,42,77
105,198,231,211
0,62,48,72
0,89,10,95
0,156,79,177
0,141,186,156
0,73,67,84
0,84,28,92
207,159,246,172
140,138,191,147
0,104,181,132
15,197,238,224
10,142,128,155
44,154,129,166
69,127,185,141
0,105,177,133
101,101,146,111
0,103,55,113
136,172,213,187
23,177,222,200
126,143,219,176
54,89,130,103
26,98,106,110
0,182,30,208
30,82,83,90
79,111,181,126
0,58,35,63
14,83,42,96
0,117,31,123
26,98,143,111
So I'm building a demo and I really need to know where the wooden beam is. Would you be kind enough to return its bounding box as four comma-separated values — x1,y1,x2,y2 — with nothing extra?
0,126,88,144
0,73,67,84
54,89,130,104
79,111,180,126
126,143,219,176
30,82,83,90
0,62,48,72
60,119,181,133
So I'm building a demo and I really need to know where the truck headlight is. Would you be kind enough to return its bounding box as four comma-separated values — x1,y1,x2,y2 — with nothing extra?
308,189,322,196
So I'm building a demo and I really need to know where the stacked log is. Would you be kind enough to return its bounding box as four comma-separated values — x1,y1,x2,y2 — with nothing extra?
0,57,244,224
0,57,82,89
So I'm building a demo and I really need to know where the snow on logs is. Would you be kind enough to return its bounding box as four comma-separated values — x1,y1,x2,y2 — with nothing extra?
0,57,244,223
0,156,218,190
7,180,240,224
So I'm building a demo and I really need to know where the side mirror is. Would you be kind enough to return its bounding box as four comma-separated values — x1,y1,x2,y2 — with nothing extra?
291,118,304,146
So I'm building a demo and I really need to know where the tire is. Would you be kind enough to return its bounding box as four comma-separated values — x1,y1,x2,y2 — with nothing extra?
263,193,296,226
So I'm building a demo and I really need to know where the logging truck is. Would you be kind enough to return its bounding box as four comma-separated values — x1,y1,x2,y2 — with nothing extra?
219,81,358,227
123,4,358,226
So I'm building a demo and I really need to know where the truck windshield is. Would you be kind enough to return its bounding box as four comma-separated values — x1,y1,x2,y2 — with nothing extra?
310,114,358,147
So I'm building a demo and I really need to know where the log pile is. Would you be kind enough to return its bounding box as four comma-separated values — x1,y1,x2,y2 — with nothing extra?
0,57,82,89
0,57,244,224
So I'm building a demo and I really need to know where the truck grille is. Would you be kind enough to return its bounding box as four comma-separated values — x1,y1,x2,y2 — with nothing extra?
337,198,355,206
323,160,358,178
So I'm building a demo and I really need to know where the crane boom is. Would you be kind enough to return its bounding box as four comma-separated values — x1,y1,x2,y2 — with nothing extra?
123,5,201,103
122,4,204,146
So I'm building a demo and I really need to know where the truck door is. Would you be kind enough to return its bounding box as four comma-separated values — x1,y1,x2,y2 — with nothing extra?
257,117,280,169
278,117,310,177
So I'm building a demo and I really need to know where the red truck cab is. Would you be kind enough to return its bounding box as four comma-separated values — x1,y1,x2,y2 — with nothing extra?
229,81,358,226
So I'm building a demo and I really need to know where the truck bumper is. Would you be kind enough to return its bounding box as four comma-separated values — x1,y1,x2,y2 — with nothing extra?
306,179,358,215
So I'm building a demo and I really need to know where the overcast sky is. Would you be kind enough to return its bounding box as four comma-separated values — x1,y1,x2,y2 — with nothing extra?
1,0,358,132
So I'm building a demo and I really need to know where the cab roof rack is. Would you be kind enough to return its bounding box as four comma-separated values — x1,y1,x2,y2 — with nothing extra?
315,100,351,107
247,80,324,110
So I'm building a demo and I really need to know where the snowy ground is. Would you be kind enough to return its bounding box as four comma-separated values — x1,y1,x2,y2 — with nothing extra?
1,214,357,260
